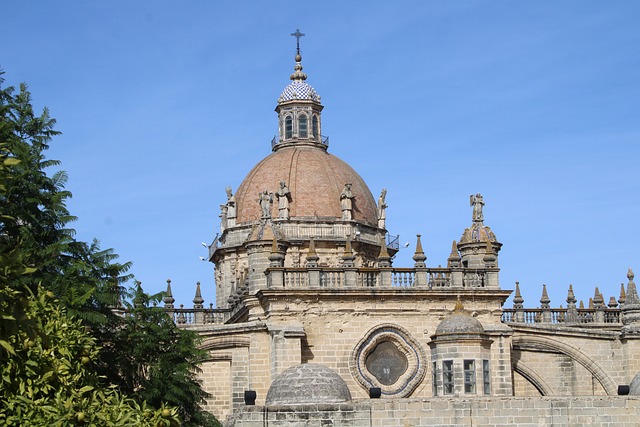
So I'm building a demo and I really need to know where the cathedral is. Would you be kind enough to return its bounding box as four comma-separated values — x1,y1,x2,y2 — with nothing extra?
163,34,640,426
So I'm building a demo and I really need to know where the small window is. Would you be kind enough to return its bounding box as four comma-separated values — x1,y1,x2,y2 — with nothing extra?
464,360,476,394
432,362,438,396
483,360,490,395
442,360,454,395
285,116,293,139
312,115,319,139
299,114,308,138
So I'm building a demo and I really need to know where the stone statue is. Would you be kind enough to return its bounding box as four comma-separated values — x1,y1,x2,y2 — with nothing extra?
340,183,354,220
219,204,228,232
275,181,292,219
470,193,484,222
258,190,273,219
377,188,387,229
226,187,236,227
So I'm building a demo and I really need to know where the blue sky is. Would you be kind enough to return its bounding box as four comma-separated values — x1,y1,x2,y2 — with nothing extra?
2,1,639,309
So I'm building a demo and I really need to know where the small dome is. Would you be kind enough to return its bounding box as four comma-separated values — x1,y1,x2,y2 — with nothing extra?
630,371,640,395
266,363,352,405
459,223,497,244
435,313,484,335
234,146,378,224
279,81,320,102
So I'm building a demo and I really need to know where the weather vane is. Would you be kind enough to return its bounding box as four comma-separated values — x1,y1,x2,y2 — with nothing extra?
290,28,305,55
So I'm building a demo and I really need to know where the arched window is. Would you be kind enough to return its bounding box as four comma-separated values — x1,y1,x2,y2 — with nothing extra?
299,114,308,138
312,115,319,139
285,116,293,139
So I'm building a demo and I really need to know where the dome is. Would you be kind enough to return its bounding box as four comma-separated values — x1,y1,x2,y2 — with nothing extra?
435,313,484,335
630,371,640,395
459,223,498,244
234,145,378,224
279,80,320,102
265,363,352,405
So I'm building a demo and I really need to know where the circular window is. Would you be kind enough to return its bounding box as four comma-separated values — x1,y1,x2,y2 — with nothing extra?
350,324,426,397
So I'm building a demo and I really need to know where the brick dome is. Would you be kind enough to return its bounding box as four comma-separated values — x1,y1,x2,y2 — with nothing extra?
234,145,378,224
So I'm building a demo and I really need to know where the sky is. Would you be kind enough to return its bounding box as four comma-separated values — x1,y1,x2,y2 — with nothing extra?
2,1,639,310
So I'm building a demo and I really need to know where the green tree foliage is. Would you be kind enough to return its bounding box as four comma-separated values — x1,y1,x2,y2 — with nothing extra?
0,285,180,426
0,72,132,325
96,283,221,427
1,71,220,426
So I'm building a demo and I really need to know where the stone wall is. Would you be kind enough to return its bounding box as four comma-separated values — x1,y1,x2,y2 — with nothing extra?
229,397,640,427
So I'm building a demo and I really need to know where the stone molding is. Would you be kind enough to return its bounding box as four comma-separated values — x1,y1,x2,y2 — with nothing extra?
349,323,426,397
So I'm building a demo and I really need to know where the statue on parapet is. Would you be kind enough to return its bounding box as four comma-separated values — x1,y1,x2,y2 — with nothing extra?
219,204,228,232
340,183,354,220
470,193,484,223
226,187,237,227
377,188,387,229
258,190,273,219
276,181,292,219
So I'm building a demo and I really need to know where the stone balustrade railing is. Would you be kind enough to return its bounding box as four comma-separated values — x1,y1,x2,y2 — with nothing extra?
501,308,622,325
165,306,231,325
209,221,401,259
265,266,496,289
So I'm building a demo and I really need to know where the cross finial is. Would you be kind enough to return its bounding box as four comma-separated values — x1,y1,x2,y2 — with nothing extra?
290,29,305,55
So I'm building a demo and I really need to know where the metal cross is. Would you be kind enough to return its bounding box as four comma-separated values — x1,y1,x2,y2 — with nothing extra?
290,29,305,54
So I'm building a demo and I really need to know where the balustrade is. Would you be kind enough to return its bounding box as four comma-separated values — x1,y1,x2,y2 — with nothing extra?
501,308,622,325
463,271,486,288
357,270,378,287
320,269,344,287
428,269,451,288
136,307,232,326
392,269,415,287
265,266,462,289
283,269,309,288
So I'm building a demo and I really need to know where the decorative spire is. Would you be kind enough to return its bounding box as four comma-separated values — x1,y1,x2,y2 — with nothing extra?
290,29,307,81
593,287,604,309
163,279,175,309
627,268,638,304
446,240,460,268
193,281,204,308
619,283,627,306
306,237,319,267
513,281,524,309
377,235,391,267
483,239,497,267
413,234,427,267
608,296,618,309
268,236,285,267
344,236,353,256
566,284,577,307
621,267,640,333
540,284,550,309
342,236,355,267
454,295,465,312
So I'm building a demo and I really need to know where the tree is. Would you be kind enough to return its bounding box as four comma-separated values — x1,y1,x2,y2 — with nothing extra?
0,284,180,426
0,71,131,325
1,121,178,426
1,71,220,425
95,283,221,427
